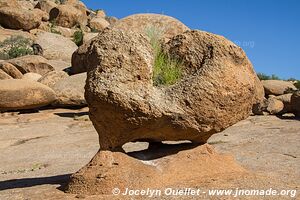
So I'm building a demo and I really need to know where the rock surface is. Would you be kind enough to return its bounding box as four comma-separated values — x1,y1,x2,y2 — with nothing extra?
0,62,23,79
38,70,69,88
0,28,35,42
22,72,43,81
262,80,297,96
34,0,57,14
0,79,56,111
112,13,190,41
0,7,42,31
0,69,12,80
89,17,110,31
34,31,78,62
49,4,87,28
0,111,298,199
7,55,54,75
83,32,98,44
84,28,263,150
51,73,86,107
291,91,300,116
266,98,284,114
47,59,71,71
66,144,245,195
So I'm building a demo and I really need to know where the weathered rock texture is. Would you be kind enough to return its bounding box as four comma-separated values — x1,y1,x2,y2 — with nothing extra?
84,28,264,150
291,91,300,116
34,31,78,62
66,144,245,195
89,17,109,31
38,70,69,88
22,72,42,81
0,7,42,31
112,13,190,41
51,73,86,107
49,3,87,28
0,79,56,111
0,69,12,80
0,28,35,42
7,55,54,75
262,80,297,96
0,62,23,79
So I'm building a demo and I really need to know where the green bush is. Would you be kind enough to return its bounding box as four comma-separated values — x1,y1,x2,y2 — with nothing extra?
73,30,84,46
0,36,33,59
48,20,61,35
257,72,280,80
294,81,300,90
145,26,182,86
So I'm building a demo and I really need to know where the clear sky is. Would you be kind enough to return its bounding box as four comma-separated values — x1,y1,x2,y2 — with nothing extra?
81,0,300,79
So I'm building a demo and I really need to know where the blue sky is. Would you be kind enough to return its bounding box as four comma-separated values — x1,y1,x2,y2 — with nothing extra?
81,0,300,79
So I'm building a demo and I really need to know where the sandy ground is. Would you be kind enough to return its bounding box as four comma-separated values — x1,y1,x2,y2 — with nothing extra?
0,108,299,199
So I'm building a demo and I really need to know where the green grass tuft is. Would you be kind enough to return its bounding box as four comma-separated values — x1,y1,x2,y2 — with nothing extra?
73,30,84,46
145,26,182,86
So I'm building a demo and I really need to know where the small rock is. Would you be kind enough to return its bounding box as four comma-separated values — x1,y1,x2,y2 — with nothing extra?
266,98,284,115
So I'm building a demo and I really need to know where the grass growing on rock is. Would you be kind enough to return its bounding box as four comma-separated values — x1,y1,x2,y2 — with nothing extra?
0,36,33,60
145,26,182,86
73,30,84,46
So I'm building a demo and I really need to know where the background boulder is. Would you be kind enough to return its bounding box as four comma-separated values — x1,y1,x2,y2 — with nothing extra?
34,31,78,62
0,79,56,111
262,80,297,96
7,55,54,75
51,73,87,107
0,7,42,31
112,13,190,41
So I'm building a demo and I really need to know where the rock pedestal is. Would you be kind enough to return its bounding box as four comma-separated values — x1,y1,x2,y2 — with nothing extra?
66,144,245,195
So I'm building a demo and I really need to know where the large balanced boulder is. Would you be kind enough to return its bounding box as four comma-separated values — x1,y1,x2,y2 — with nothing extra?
112,13,190,41
7,55,54,75
0,79,56,111
84,28,264,150
262,80,297,96
51,73,86,107
0,7,42,31
34,32,78,62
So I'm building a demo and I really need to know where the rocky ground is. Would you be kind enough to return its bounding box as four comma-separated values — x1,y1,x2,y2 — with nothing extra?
0,109,298,199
